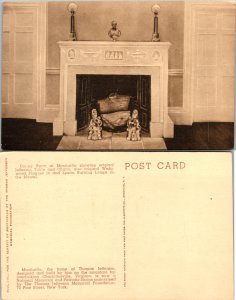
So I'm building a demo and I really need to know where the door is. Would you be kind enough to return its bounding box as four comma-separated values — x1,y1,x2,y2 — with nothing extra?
2,4,38,119
193,5,235,122
134,76,151,133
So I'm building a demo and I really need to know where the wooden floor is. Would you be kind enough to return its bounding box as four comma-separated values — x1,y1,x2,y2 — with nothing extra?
1,119,62,150
1,119,234,150
165,122,234,150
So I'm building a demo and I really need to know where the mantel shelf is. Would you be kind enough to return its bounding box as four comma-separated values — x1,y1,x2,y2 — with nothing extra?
58,41,171,48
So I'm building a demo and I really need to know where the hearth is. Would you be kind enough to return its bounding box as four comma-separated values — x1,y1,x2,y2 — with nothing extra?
76,75,151,134
53,41,173,138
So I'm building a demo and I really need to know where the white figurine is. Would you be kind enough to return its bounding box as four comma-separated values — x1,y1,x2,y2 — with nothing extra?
127,109,141,141
88,109,102,140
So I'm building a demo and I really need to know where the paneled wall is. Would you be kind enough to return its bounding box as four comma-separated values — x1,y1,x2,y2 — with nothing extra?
46,1,185,110
2,4,39,118
3,2,234,124
193,6,235,122
181,2,235,124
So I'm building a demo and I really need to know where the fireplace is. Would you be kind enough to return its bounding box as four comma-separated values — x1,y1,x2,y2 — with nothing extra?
53,41,173,138
76,74,151,134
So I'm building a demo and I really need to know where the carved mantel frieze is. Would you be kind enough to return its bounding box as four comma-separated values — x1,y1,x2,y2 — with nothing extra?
59,41,170,66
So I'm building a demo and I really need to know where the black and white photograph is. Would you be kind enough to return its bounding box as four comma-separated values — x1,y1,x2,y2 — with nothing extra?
1,1,235,150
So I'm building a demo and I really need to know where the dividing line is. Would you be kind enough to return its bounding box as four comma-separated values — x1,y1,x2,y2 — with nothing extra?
122,176,126,287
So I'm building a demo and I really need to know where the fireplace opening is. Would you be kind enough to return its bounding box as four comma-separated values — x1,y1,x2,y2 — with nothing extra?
76,75,151,134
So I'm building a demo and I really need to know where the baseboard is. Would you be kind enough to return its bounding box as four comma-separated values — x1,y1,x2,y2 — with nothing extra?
168,108,193,125
36,108,59,123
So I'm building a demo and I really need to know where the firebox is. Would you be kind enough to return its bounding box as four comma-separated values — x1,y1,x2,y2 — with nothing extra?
76,75,151,133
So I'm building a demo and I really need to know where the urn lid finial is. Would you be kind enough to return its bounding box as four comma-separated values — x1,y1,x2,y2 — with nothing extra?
68,2,78,13
151,4,160,14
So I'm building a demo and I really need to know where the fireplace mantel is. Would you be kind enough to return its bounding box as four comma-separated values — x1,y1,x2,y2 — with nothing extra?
53,41,173,138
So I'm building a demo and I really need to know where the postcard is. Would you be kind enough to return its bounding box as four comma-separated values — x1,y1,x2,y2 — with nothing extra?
1,152,233,299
